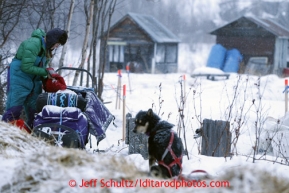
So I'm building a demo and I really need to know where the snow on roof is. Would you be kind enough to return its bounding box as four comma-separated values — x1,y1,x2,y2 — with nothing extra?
110,12,180,43
209,15,289,37
247,16,289,37
127,12,180,43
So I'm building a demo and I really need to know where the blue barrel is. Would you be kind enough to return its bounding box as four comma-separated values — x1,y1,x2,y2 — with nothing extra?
206,44,227,69
222,49,243,73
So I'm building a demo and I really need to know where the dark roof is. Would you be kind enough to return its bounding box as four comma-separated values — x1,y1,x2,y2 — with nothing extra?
210,16,289,37
110,12,180,43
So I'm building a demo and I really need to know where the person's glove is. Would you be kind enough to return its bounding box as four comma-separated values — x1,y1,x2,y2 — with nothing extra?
46,68,59,78
42,75,67,92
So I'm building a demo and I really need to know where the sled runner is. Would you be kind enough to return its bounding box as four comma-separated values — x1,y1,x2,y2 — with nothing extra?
33,123,83,148
32,67,114,149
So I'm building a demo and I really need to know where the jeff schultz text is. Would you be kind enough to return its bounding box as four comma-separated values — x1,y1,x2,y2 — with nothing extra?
69,179,230,189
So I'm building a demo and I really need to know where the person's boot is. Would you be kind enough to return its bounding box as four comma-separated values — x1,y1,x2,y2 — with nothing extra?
10,119,31,134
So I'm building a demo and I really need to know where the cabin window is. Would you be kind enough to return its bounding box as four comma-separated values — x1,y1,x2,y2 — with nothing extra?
156,44,177,63
166,45,177,63
156,45,165,62
109,45,124,63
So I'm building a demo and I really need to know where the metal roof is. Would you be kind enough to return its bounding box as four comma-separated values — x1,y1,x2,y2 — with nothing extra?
247,16,289,37
210,15,289,37
110,12,180,43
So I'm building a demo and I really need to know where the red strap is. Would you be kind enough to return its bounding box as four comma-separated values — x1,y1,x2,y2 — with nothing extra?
178,170,209,181
158,160,173,177
191,169,208,174
157,131,183,178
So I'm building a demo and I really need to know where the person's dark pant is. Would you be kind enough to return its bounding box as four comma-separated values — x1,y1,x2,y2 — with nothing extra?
2,87,39,129
2,105,37,129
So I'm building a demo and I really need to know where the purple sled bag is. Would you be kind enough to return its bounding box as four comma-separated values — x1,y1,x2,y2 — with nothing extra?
33,105,89,148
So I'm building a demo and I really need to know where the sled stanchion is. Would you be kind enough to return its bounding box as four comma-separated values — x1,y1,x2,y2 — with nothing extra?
285,79,288,114
122,84,126,141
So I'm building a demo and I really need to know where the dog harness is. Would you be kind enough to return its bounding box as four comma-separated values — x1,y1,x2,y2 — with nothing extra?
157,131,183,178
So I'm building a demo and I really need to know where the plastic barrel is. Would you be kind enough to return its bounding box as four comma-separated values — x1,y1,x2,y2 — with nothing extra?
223,49,243,73
206,44,227,69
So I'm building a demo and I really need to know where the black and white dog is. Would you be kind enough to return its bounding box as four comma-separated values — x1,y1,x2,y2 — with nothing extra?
133,109,183,178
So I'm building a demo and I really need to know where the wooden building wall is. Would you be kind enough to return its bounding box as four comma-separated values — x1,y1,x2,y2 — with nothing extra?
107,16,179,73
109,18,153,44
106,14,178,73
107,18,154,72
216,36,276,65
124,44,154,73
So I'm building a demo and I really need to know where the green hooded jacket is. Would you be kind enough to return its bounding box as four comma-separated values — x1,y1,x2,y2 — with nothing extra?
15,28,49,76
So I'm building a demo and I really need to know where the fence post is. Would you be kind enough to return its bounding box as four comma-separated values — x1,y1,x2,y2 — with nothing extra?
201,119,232,157
125,113,148,159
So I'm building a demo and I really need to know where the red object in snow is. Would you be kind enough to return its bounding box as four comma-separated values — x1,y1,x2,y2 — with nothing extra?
10,119,31,133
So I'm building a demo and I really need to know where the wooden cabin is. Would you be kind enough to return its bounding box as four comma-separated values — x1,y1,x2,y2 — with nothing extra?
210,16,289,76
105,12,180,73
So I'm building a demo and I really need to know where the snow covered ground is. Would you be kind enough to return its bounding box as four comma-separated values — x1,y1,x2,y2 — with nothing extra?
1,69,289,193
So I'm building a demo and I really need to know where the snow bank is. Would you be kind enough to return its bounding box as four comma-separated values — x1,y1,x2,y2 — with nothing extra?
1,121,289,193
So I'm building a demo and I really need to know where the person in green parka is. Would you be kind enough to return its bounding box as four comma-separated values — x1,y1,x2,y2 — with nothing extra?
1,28,68,132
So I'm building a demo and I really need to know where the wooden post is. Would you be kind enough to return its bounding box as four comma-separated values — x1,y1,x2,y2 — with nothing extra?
126,113,149,159
126,65,132,94
119,71,122,110
122,84,126,141
115,70,122,109
183,74,186,106
201,119,231,157
125,113,132,144
285,79,288,113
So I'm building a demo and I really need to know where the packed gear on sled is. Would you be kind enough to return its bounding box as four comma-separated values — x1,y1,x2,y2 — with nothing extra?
32,67,114,149
36,92,87,113
33,105,89,148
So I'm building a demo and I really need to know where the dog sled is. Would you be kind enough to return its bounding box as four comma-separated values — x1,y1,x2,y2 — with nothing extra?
32,67,114,149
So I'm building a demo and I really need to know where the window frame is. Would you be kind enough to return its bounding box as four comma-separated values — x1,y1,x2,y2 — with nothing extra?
156,44,177,63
